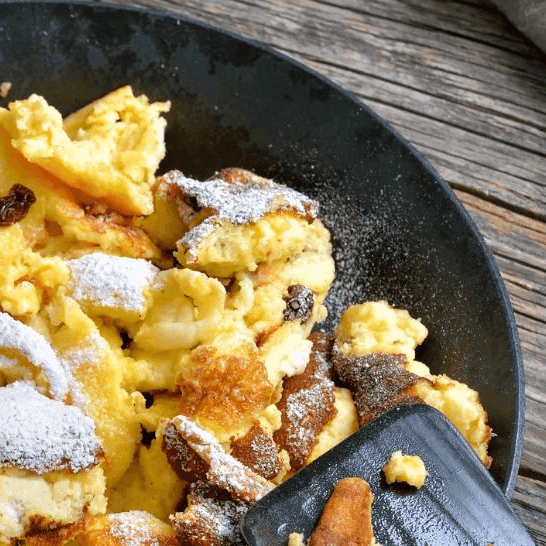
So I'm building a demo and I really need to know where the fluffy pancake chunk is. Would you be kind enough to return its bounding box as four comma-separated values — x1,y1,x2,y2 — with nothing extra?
0,125,161,261
162,415,274,505
307,477,377,546
106,425,186,522
407,360,492,467
132,267,226,351
82,511,179,546
274,356,338,471
66,252,160,325
95,511,179,546
383,450,427,489
0,225,69,318
335,301,492,465
258,321,315,388
246,251,334,339
20,511,180,546
0,382,106,546
336,300,428,362
0,382,102,474
0,465,107,546
152,168,330,277
176,335,274,440
0,312,69,400
306,387,359,465
170,481,248,546
51,308,144,486
293,336,359,464
0,86,170,215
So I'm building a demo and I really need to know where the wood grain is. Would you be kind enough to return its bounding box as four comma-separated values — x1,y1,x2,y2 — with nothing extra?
104,0,546,541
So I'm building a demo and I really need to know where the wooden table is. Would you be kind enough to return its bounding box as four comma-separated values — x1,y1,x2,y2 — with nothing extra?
104,0,546,541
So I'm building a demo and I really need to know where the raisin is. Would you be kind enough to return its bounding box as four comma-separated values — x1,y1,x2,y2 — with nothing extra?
0,184,36,227
283,284,314,323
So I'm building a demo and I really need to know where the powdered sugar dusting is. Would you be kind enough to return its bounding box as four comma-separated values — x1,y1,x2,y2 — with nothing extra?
0,382,101,473
63,331,107,367
0,311,68,400
59,331,108,408
172,415,273,504
67,253,160,314
285,379,334,447
162,171,317,260
174,496,247,545
108,511,162,546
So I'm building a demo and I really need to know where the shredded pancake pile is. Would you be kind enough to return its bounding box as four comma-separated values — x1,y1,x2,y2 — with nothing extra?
0,87,491,546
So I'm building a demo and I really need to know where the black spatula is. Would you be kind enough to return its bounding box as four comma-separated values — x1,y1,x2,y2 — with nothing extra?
242,404,534,546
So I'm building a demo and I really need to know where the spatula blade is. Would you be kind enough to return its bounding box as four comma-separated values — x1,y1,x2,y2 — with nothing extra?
242,404,533,546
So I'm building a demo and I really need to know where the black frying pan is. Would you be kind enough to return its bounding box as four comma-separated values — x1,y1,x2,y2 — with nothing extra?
0,0,524,496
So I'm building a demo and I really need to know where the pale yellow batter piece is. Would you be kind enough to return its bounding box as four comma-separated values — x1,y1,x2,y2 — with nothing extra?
383,450,427,489
0,86,170,215
335,301,492,467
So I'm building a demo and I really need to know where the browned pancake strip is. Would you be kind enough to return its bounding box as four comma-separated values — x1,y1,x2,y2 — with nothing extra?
308,477,375,546
229,422,284,480
332,347,426,427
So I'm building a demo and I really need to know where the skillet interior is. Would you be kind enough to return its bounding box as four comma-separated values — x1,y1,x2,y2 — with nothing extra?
0,0,525,496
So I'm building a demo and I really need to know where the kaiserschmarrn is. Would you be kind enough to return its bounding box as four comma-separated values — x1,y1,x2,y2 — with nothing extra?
0,87,491,546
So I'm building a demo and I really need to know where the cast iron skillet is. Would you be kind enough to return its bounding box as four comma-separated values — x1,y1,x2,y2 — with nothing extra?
0,0,524,496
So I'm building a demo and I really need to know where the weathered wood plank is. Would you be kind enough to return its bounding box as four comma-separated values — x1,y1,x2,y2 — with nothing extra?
513,474,546,545
361,99,546,217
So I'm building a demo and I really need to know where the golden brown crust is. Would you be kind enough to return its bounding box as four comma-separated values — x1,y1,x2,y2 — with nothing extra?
170,481,247,546
213,167,270,187
19,518,86,546
177,342,274,434
306,333,335,380
162,415,274,506
21,512,180,546
332,347,426,427
162,420,210,482
84,512,179,546
274,338,338,471
229,422,284,480
308,477,375,546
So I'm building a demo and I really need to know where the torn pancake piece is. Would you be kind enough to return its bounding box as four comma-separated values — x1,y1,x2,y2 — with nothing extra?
383,450,427,489
274,356,338,472
0,381,103,474
307,477,377,546
334,301,492,466
154,168,329,277
336,300,428,362
88,511,179,546
170,482,248,546
407,361,493,468
162,415,274,505
0,465,107,546
0,382,106,545
0,86,170,215
332,349,426,427
229,422,285,481
0,311,68,400
18,510,179,546
66,252,160,325
176,335,274,441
